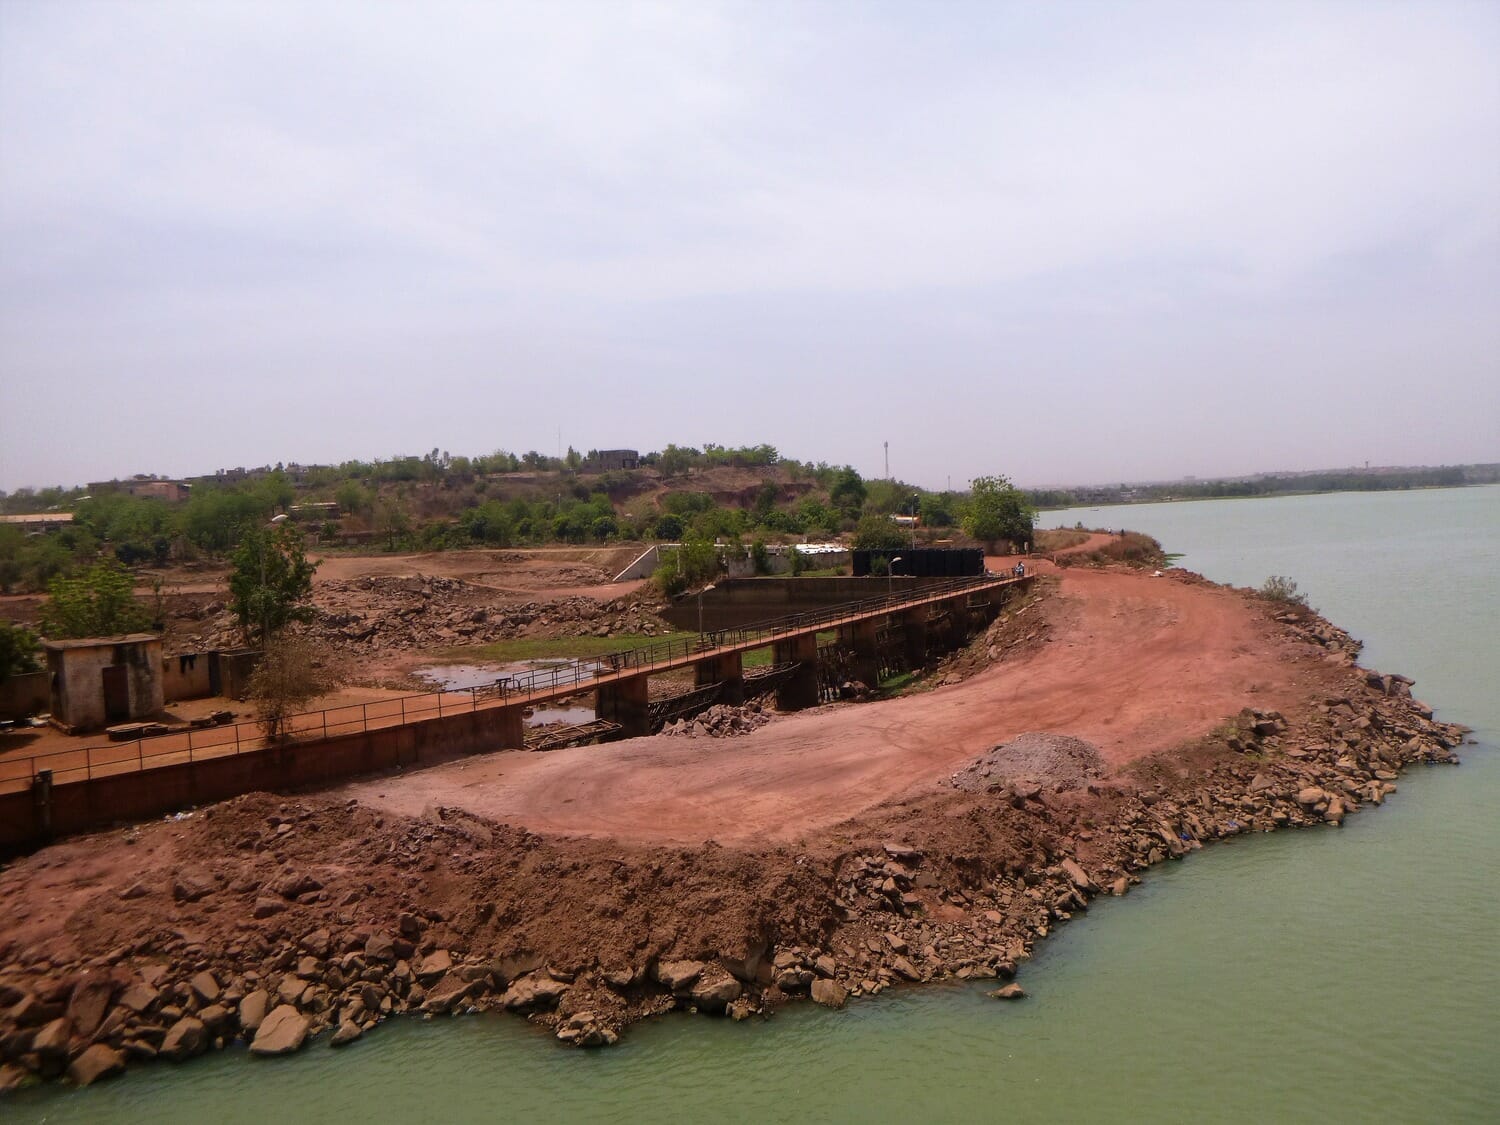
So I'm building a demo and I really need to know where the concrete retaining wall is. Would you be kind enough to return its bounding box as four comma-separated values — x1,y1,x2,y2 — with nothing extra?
662,576,956,631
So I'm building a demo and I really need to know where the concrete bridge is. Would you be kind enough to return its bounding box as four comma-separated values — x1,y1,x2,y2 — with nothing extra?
506,572,1036,737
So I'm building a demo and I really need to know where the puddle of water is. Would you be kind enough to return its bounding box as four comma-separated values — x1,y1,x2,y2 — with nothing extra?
412,664,598,727
526,705,596,726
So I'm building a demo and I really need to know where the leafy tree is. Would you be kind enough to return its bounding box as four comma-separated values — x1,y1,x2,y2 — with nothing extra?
852,513,907,551
41,561,151,638
229,525,318,647
829,467,867,520
335,480,373,516
654,513,684,541
961,475,1035,552
653,532,721,596
750,537,771,575
0,620,41,680
919,492,956,528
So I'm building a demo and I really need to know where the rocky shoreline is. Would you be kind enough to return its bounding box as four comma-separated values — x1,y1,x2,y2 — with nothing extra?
0,584,1472,1094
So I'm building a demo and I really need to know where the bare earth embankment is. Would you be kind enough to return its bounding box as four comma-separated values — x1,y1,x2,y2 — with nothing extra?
0,563,1469,1090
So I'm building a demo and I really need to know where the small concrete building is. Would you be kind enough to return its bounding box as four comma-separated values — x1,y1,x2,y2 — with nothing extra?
592,449,640,471
43,635,164,732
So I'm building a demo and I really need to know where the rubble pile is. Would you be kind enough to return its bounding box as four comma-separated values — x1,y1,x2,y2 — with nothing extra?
176,576,671,657
660,702,773,739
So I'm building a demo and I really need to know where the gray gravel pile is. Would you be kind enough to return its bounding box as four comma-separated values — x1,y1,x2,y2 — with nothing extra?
950,732,1105,792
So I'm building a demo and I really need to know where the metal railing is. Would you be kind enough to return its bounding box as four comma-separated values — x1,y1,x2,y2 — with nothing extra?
0,572,1032,794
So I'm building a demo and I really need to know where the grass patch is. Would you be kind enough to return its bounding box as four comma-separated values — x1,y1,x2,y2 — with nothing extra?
433,632,697,663
878,671,920,693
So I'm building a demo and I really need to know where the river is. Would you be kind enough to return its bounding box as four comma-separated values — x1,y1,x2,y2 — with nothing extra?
12,486,1498,1123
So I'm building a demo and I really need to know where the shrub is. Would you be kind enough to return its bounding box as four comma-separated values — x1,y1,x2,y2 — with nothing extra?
1259,575,1310,606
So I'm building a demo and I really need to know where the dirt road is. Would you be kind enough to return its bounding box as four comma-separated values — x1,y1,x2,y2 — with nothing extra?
350,568,1311,846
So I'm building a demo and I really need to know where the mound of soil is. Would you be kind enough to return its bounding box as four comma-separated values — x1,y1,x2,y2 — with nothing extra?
949,733,1105,792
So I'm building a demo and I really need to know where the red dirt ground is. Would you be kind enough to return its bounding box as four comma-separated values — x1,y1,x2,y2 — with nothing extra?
347,567,1310,846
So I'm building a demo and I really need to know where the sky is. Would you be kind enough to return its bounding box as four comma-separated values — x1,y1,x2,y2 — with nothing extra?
1,0,1497,493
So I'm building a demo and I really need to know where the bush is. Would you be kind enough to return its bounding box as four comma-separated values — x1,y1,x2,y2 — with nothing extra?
1259,575,1310,606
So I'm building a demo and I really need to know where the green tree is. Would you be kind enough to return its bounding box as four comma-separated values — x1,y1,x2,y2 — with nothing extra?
851,513,907,551
961,475,1035,552
654,513,684,541
335,480,373,516
41,561,151,638
0,620,41,680
829,467,867,520
229,525,318,647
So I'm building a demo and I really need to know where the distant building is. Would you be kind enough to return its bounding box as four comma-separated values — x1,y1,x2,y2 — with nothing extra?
0,512,75,533
589,449,640,472
289,501,340,521
86,477,191,502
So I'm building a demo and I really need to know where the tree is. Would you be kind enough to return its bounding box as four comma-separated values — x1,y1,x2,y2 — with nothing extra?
249,633,336,742
229,525,318,648
654,513,684,541
961,475,1035,553
851,513,907,551
0,620,40,681
829,467,867,520
41,561,151,638
375,497,410,550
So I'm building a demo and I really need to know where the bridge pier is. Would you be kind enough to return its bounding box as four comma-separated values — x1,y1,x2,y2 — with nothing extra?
840,619,882,688
900,605,929,670
694,651,745,705
596,674,651,737
772,634,819,711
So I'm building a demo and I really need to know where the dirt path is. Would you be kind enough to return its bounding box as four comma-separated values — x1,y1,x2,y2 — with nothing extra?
349,569,1309,846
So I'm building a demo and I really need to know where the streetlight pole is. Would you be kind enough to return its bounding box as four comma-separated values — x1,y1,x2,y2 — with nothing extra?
697,583,716,645
889,557,903,600
910,494,919,549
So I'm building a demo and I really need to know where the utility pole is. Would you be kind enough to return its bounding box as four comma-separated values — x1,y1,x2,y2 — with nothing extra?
884,441,889,479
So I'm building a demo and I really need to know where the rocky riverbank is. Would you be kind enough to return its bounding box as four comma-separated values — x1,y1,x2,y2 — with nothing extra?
0,584,1471,1093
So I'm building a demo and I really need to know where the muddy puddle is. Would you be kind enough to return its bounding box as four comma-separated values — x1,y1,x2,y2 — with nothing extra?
414,663,598,727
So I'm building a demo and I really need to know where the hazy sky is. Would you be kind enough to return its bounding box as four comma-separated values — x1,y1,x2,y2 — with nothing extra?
2,1,1496,492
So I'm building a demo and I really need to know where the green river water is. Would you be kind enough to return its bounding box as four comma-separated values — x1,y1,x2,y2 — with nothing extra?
11,486,1498,1123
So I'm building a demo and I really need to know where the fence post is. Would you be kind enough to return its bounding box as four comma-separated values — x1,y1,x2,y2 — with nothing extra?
322,710,328,740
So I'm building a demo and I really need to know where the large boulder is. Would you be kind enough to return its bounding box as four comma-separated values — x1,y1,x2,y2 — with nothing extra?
189,971,221,1005
499,973,567,1013
160,1017,207,1061
67,1044,125,1087
688,971,742,1013
416,950,452,984
172,873,216,903
66,975,118,1039
810,979,848,1009
249,1006,310,1056
654,960,705,993
238,989,271,1032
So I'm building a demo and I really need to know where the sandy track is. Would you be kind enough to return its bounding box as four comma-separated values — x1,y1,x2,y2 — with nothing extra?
349,569,1308,847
